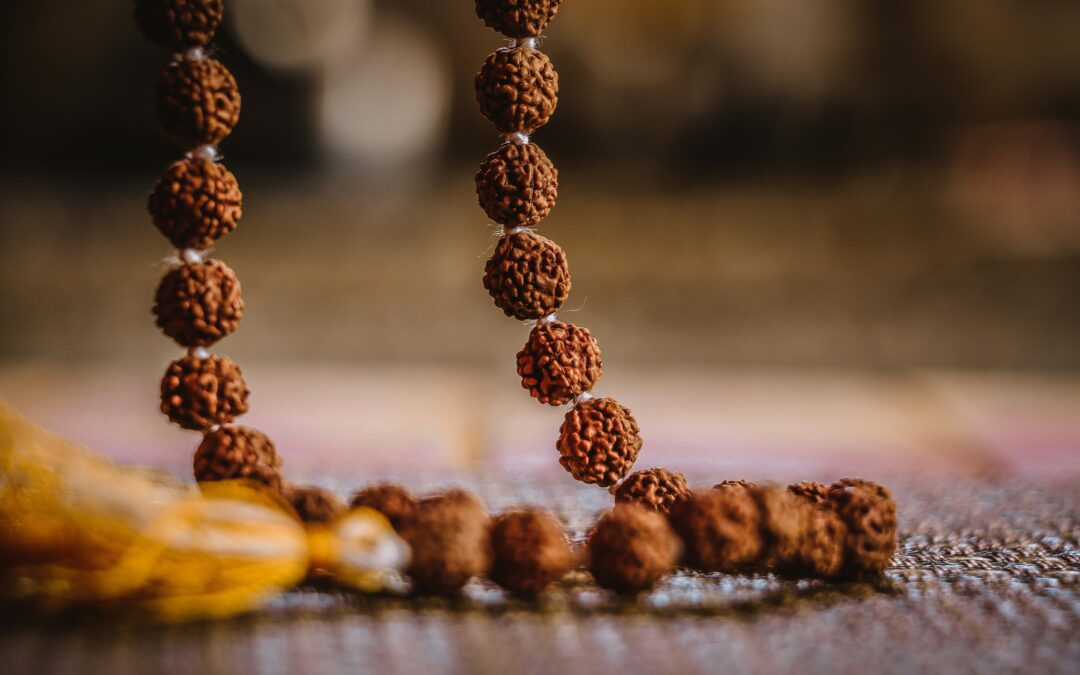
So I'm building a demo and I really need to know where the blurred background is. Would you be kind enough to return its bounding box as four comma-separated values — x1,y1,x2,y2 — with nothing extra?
0,0,1078,485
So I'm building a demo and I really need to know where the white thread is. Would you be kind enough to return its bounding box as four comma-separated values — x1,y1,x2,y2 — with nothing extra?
576,391,594,403
512,37,538,50
181,248,204,265
182,47,206,62
505,226,528,237
540,314,557,324
188,145,218,162
192,347,211,360
507,132,530,145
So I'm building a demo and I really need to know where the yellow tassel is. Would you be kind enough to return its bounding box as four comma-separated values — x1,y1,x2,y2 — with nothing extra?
0,403,409,622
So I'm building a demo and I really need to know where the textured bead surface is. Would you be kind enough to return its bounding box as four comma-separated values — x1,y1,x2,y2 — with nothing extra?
787,503,847,579
193,425,281,489
284,485,346,524
157,58,241,148
154,260,243,347
484,231,570,321
135,0,224,50
828,478,897,578
348,483,418,531
556,397,641,487
160,353,249,430
712,479,757,494
475,0,562,38
475,47,558,134
517,321,601,405
788,480,830,504
614,468,692,515
476,141,558,228
750,485,807,570
148,159,242,250
587,503,679,594
668,488,763,572
398,490,492,595
489,509,574,596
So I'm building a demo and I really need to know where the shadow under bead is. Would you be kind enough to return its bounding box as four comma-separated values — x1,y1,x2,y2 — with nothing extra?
160,353,249,430
284,485,346,525
154,259,243,347
193,425,282,489
828,478,898,578
476,141,559,229
484,231,570,321
557,397,641,487
397,490,492,595
517,321,601,405
489,509,574,596
667,488,762,572
614,468,692,515
348,483,418,531
134,0,224,51
475,47,558,135
587,503,680,595
156,58,241,148
475,0,562,39
149,158,242,250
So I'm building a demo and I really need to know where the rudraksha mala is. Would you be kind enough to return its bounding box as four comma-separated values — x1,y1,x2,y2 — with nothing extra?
473,0,643,492
136,0,282,490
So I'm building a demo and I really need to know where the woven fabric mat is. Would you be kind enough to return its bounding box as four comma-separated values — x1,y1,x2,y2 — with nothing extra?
2,475,1078,675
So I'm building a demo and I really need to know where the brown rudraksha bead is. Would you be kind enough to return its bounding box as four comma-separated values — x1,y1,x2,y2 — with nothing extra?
827,478,897,578
397,490,492,595
160,353,249,430
157,58,241,148
489,509,574,596
788,480,830,504
193,425,282,489
557,397,641,487
750,485,807,571
484,231,570,321
668,488,763,572
614,468,692,515
476,141,559,229
148,159,242,250
348,483,418,531
587,503,680,595
475,0,562,38
517,321,601,405
475,47,558,134
154,259,243,347
134,0,224,51
784,502,847,579
284,485,347,525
